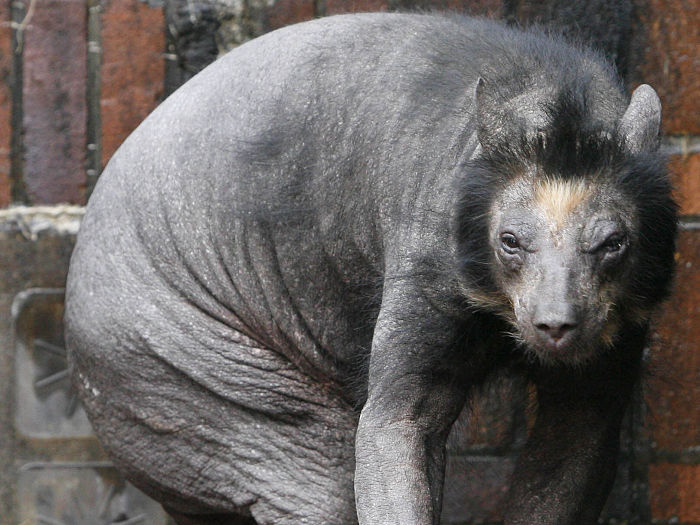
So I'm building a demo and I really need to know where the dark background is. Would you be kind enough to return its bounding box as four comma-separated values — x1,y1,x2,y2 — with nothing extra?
0,0,697,523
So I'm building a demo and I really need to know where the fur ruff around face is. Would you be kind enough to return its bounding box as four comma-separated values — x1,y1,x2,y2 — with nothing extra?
454,60,677,364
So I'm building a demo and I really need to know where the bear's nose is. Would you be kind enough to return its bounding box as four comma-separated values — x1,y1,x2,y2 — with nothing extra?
534,321,578,342
533,302,579,343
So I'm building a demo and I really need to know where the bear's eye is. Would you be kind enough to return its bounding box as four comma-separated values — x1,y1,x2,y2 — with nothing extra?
500,233,520,253
599,233,626,253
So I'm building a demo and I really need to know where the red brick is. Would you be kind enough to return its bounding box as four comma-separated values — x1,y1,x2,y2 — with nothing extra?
326,0,389,14
101,0,165,167
449,0,503,17
322,0,503,18
514,0,553,18
0,0,11,208
669,152,700,216
396,0,503,15
265,0,315,31
648,229,700,451
630,0,700,134
23,0,87,204
649,463,700,523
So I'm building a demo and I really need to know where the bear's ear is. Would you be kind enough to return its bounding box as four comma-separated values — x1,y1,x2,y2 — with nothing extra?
474,77,516,155
474,77,543,156
619,84,662,154
472,78,488,156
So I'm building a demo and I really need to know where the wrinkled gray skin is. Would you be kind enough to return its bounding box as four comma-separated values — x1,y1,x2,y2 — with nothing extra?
66,13,662,525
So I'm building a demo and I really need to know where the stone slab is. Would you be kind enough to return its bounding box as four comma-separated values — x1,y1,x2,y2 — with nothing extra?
17,462,168,524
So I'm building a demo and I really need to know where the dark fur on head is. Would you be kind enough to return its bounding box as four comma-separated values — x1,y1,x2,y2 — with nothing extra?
454,72,677,331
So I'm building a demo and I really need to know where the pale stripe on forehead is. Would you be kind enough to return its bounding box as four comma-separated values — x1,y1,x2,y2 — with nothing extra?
535,178,591,227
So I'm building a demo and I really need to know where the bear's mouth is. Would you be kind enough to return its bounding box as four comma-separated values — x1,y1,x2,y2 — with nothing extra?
535,331,577,354
518,321,607,366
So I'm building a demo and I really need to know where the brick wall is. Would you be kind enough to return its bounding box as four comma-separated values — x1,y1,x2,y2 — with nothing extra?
0,1,696,523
